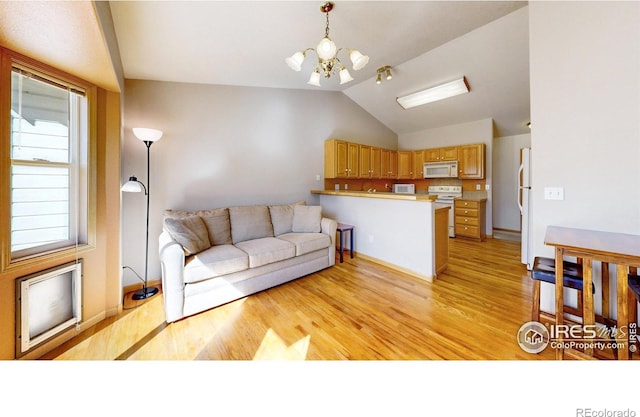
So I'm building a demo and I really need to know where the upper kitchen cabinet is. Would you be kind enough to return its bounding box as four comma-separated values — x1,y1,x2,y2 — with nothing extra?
397,151,413,179
381,149,398,179
358,144,372,178
325,139,359,178
358,145,382,178
412,150,425,179
370,147,382,178
425,146,458,162
458,143,485,179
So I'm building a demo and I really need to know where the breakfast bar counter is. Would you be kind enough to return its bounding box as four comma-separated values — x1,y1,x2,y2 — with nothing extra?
311,189,437,202
311,189,447,282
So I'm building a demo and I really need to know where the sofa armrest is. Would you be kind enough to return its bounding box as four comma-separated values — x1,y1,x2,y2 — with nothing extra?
159,231,186,322
321,217,338,266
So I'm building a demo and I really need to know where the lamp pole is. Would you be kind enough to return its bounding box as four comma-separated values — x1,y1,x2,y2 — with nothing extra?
132,139,159,300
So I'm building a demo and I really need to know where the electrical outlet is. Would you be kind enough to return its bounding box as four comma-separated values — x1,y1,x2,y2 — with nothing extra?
344,184,348,190
485,184,491,191
315,174,321,181
544,187,564,200
475,184,481,190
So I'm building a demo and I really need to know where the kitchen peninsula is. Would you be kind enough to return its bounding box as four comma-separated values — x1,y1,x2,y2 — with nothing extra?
311,190,449,282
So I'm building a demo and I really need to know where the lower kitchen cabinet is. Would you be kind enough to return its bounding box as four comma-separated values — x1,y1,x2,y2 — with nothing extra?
454,198,486,241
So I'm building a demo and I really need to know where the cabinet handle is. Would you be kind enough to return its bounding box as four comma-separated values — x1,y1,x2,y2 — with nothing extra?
464,210,468,214
464,202,468,206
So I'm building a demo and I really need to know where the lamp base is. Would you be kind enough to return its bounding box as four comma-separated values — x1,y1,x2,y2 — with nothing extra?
132,286,159,300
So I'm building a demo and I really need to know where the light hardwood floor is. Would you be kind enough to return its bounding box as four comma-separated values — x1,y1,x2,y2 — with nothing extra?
42,237,556,360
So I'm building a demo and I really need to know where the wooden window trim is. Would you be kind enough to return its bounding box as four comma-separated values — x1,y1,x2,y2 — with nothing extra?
0,47,97,273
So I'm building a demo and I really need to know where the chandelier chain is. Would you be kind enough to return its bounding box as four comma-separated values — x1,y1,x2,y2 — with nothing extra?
325,10,330,38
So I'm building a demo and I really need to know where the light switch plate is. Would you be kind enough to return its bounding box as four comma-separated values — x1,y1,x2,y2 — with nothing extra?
544,187,564,200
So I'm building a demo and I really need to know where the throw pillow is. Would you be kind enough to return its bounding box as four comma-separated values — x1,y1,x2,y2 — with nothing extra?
228,205,274,244
164,216,211,255
198,208,232,245
292,205,322,233
269,200,306,236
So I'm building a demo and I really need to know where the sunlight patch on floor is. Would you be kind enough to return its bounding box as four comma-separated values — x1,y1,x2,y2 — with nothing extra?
253,328,310,360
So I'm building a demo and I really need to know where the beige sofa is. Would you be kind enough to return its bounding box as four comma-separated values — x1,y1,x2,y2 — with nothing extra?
158,202,337,323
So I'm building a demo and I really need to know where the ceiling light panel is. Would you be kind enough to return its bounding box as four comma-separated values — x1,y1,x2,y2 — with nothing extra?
396,77,470,109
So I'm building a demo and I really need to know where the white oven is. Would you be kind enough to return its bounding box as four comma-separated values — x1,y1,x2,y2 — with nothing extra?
428,185,462,237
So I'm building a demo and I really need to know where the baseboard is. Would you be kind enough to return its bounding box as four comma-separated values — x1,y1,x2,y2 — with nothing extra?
356,253,435,283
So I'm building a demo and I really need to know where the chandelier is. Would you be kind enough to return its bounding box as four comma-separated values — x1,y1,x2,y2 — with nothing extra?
285,2,369,87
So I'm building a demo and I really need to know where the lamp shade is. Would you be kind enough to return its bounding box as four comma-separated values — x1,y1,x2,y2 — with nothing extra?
132,127,163,142
121,176,144,193
307,70,321,87
316,37,337,60
285,51,305,71
349,49,369,71
339,68,353,84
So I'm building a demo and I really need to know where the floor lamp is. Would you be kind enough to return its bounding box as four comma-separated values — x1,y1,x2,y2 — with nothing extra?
122,127,163,300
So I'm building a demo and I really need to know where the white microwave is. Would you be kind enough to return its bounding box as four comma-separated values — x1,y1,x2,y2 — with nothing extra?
393,184,415,194
424,161,458,178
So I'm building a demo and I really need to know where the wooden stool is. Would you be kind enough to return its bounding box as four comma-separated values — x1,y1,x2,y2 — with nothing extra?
531,256,592,322
336,223,354,263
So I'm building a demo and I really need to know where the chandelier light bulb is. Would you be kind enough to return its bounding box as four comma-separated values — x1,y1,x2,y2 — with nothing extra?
339,67,354,84
349,49,369,71
285,51,305,71
307,70,321,87
317,37,337,60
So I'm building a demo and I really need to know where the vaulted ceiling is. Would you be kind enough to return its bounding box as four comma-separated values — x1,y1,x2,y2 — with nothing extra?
0,1,532,137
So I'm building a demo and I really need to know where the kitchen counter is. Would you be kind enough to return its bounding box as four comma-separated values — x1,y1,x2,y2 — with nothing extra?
313,190,444,282
311,189,437,202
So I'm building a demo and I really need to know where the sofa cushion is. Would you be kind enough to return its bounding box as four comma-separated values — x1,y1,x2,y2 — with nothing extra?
235,237,296,268
292,205,322,233
269,200,305,236
229,205,274,244
198,208,232,245
184,244,249,283
164,208,232,246
276,233,331,256
164,216,211,255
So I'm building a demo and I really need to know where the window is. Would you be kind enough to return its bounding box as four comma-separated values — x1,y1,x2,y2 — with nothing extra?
9,66,89,260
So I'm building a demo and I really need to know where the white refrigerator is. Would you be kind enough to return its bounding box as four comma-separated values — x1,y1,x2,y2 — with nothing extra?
518,148,533,269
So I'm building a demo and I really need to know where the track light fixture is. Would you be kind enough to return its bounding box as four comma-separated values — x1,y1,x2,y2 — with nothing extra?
376,66,392,84
286,2,369,87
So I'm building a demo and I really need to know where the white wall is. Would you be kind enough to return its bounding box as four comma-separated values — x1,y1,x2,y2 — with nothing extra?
398,117,494,232
529,2,640,315
121,80,397,286
492,133,531,231
319,195,436,280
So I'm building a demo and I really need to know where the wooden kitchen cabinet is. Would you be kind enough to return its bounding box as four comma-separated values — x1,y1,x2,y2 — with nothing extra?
425,146,458,162
359,145,382,178
412,150,425,179
386,150,398,178
454,198,486,241
458,143,485,179
358,145,372,178
434,206,450,274
325,139,359,178
371,147,382,178
397,151,413,179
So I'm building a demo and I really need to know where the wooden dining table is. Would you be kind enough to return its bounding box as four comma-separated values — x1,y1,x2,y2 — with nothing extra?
544,226,640,359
